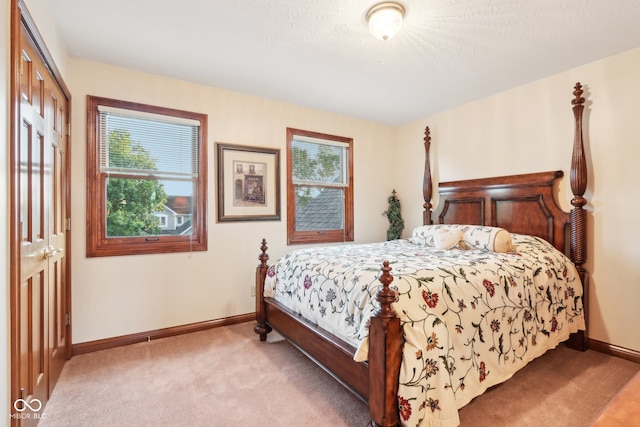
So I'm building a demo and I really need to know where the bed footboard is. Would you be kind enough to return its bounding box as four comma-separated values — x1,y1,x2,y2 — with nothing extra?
368,260,402,427
254,238,271,341
254,240,402,427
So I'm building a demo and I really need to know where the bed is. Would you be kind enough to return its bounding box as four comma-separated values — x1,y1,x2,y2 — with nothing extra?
254,82,589,427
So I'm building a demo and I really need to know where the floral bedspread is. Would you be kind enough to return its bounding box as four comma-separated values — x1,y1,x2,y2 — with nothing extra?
263,234,585,427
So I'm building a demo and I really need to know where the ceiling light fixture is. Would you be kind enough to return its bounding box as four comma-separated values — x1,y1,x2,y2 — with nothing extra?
367,2,405,41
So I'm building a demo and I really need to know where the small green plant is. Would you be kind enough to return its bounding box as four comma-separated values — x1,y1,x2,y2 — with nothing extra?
382,190,404,240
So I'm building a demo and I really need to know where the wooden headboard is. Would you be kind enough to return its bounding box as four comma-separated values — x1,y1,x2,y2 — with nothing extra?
431,170,569,253
421,83,589,349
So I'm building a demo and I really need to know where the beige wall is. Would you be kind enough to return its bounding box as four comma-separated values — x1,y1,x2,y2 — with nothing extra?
68,59,396,343
396,47,640,353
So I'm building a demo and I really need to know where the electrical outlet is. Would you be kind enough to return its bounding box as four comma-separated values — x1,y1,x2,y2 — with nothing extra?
250,285,256,297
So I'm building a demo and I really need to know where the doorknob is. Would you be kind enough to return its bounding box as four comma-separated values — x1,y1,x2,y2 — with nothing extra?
43,246,63,259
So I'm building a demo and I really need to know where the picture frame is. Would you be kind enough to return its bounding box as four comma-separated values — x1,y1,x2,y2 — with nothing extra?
215,142,281,222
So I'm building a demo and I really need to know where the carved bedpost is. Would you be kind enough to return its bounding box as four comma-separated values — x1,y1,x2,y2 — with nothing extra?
423,126,433,225
254,238,272,341
569,82,589,351
368,261,402,427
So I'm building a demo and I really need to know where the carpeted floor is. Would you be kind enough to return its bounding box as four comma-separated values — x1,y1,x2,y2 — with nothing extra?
39,322,639,427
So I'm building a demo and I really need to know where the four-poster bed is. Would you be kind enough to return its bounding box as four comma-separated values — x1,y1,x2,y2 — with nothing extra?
254,83,589,427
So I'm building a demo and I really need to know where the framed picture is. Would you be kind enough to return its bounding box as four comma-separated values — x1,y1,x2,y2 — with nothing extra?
215,142,281,222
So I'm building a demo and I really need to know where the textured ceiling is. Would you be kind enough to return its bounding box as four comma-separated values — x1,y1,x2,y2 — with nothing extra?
50,0,640,125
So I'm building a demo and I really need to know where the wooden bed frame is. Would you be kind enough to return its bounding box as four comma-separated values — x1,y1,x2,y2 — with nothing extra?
254,82,589,427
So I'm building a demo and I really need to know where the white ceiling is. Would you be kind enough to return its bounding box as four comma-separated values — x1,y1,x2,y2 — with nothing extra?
50,0,640,126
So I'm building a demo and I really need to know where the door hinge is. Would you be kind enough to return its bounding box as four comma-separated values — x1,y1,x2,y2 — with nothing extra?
65,217,71,231
66,123,71,137
65,312,70,326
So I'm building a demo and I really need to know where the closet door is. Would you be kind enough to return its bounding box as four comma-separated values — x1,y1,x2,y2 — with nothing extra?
13,18,70,426
17,27,50,421
43,37,69,393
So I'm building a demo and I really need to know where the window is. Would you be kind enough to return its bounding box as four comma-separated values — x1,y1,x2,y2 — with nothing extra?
156,214,168,228
287,128,353,244
86,96,207,256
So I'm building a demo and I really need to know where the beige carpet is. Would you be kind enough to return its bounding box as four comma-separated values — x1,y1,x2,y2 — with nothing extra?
40,322,639,427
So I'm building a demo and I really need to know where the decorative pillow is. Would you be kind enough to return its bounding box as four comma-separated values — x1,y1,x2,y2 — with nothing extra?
433,228,464,250
411,224,515,252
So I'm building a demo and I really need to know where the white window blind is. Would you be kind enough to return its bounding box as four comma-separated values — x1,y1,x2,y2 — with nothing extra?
291,137,348,187
98,105,200,180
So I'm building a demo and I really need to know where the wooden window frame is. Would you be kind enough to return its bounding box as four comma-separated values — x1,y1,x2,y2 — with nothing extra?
86,96,207,257
286,128,354,245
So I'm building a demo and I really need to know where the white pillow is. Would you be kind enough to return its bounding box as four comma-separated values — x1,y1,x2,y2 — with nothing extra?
411,224,514,252
433,228,464,250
